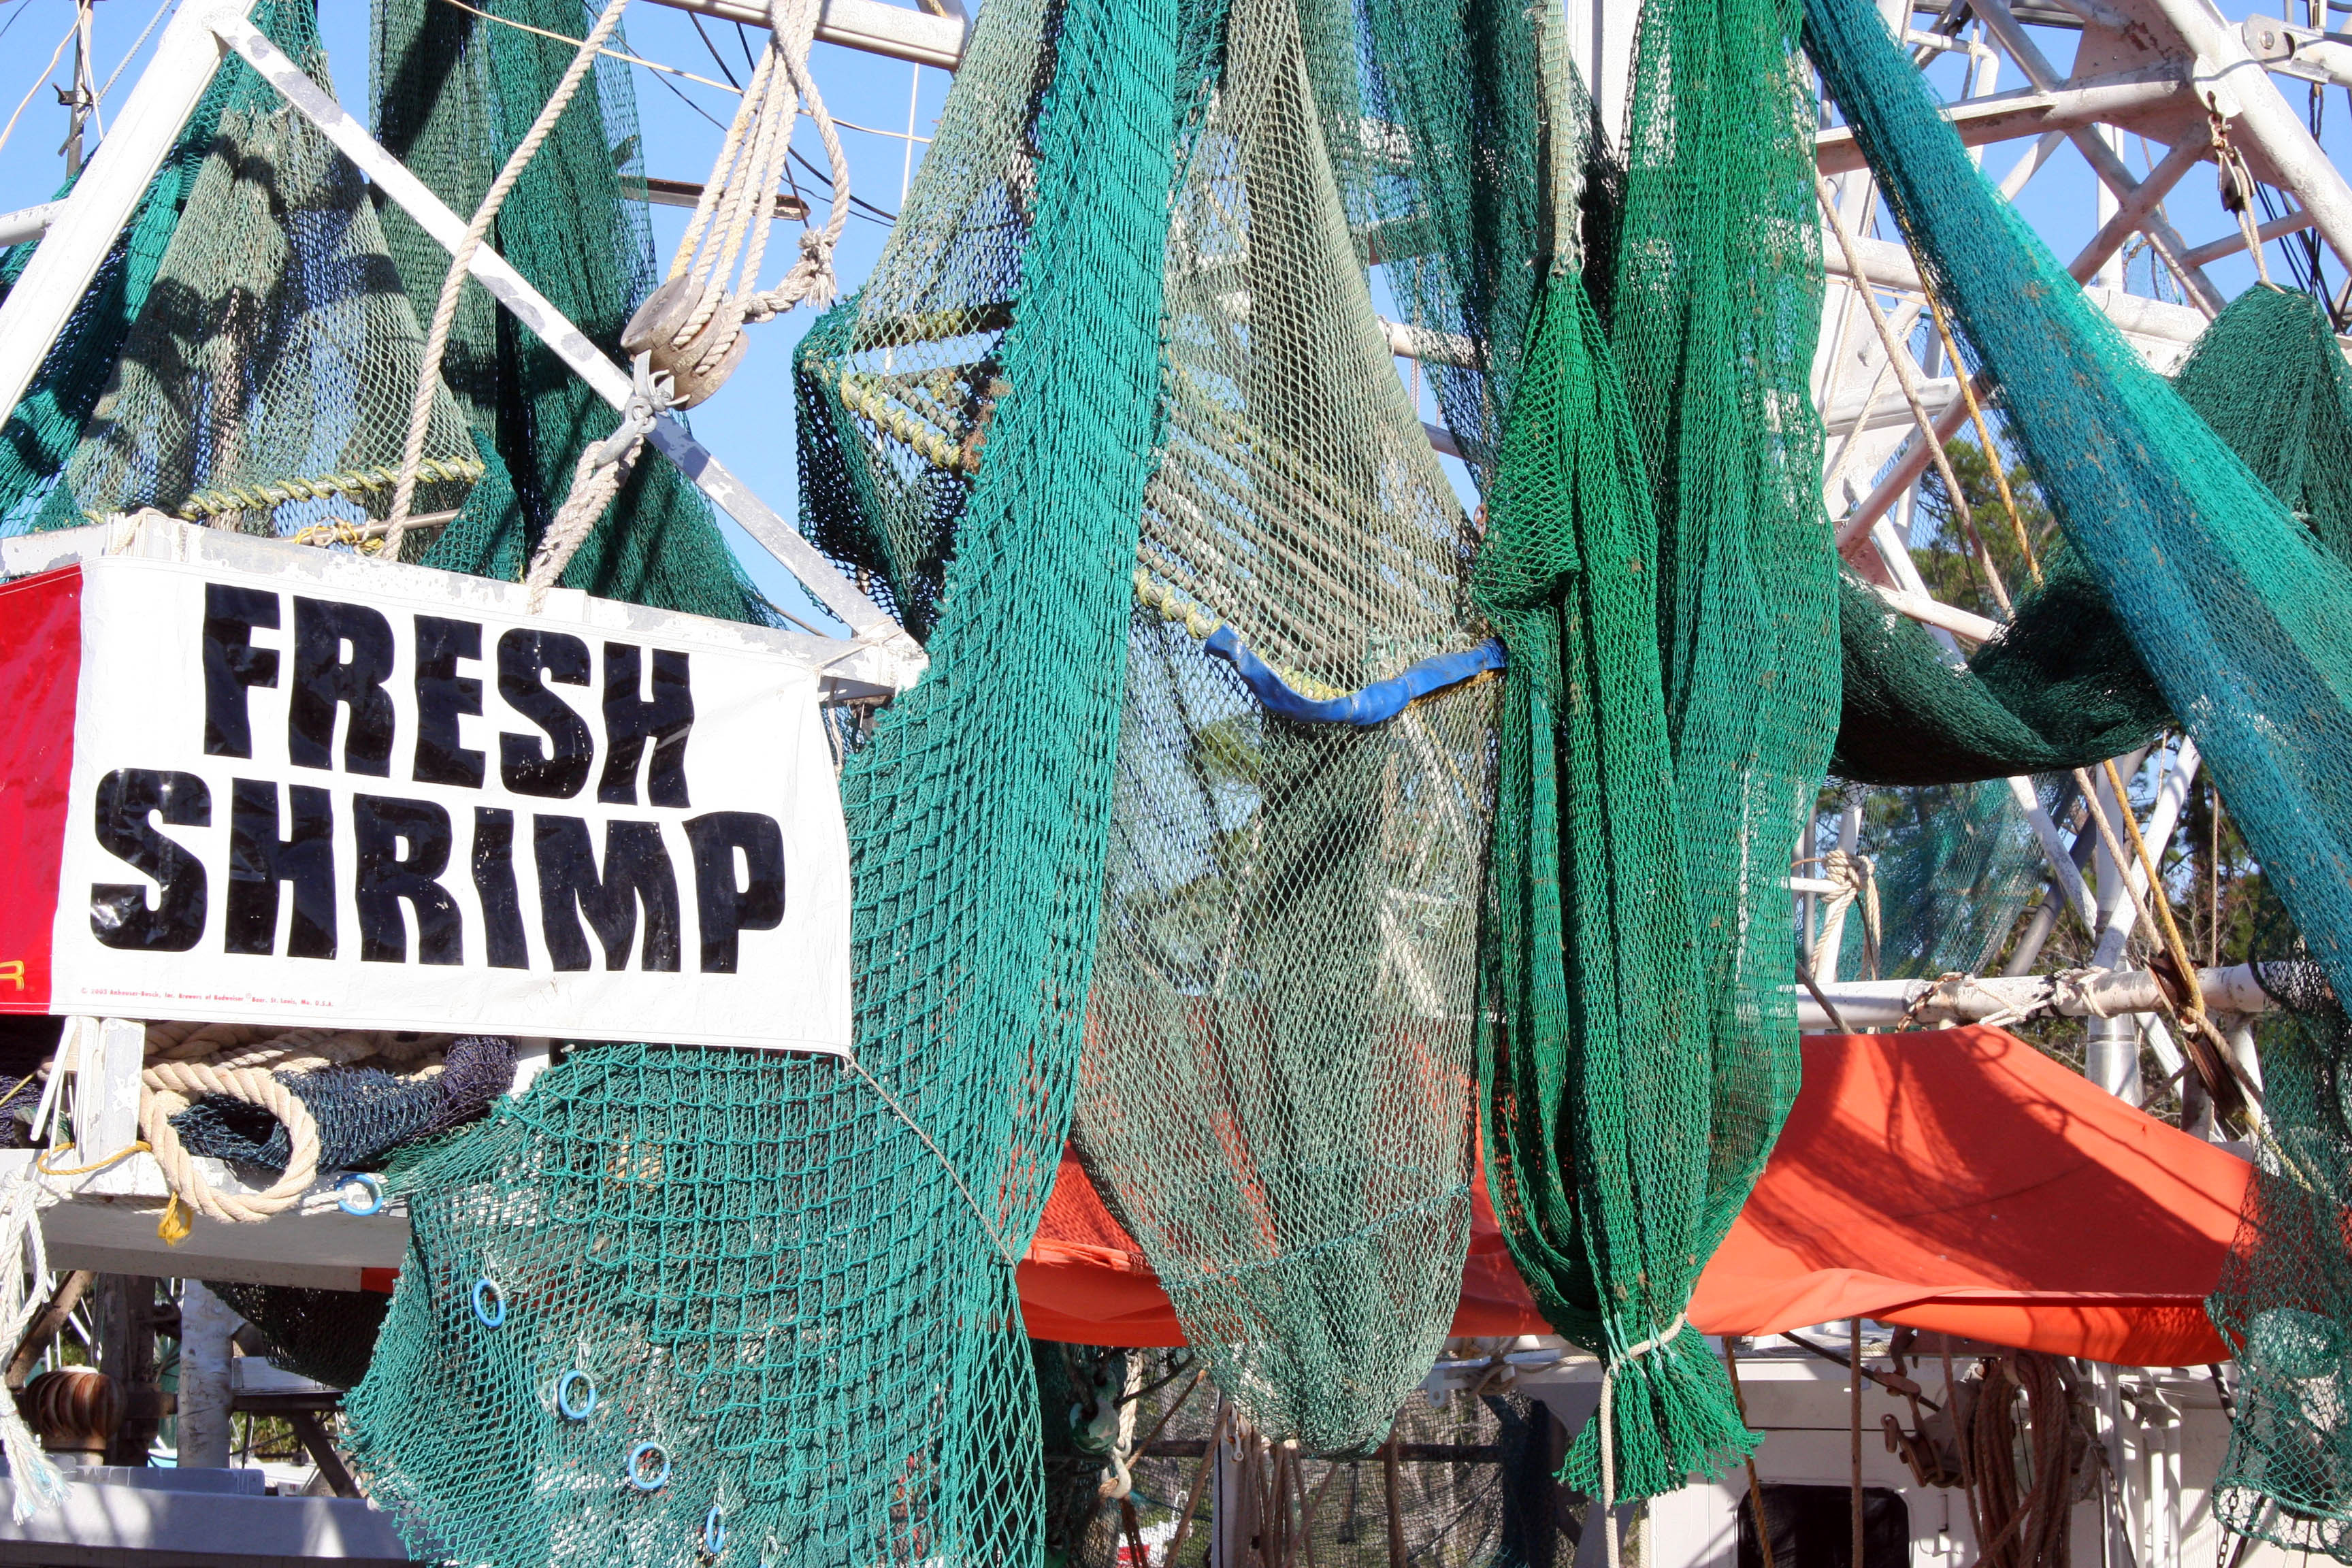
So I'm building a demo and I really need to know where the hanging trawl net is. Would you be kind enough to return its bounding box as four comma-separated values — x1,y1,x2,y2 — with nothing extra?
1831,285,2352,792
30,5,482,540
208,1280,392,1392
372,0,768,621
1831,559,2166,787
1803,0,2352,1546
344,0,1189,1563
1068,0,1502,1453
2174,284,2352,568
804,0,1509,1454
0,3,280,530
1477,0,1838,1509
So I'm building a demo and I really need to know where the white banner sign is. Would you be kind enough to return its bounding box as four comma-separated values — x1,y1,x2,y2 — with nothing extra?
27,553,851,1054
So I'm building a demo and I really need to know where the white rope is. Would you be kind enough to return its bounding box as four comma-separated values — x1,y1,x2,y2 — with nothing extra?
1599,1312,1688,1568
382,0,634,558
626,0,851,404
1812,848,1882,982
0,1177,65,1520
522,353,672,610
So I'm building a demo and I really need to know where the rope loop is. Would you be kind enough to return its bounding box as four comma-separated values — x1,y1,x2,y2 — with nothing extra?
1599,1312,1689,1568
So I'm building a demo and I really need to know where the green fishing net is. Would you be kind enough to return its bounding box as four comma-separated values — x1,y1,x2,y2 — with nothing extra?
1831,558,2167,788
1804,0,2352,1549
342,1,1189,1564
208,1280,391,1392
1831,285,2352,793
30,7,480,537
804,0,1509,1455
2208,965,2352,1556
1477,0,1837,1506
1068,0,1503,1452
372,0,769,623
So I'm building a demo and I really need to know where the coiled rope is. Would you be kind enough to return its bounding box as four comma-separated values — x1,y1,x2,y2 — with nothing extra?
623,0,851,406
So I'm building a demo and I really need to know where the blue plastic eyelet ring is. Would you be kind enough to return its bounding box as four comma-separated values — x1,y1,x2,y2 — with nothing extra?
335,1173,386,1217
626,1441,670,1492
555,1370,596,1421
704,1505,725,1555
470,1278,506,1328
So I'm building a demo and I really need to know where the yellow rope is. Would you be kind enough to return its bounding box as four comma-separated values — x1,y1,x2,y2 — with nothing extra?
34,1139,153,1178
92,455,488,526
1129,570,1356,703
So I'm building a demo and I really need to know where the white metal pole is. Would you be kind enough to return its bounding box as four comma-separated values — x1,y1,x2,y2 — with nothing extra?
176,1283,238,1469
203,13,921,662
0,0,256,433
2139,0,2352,276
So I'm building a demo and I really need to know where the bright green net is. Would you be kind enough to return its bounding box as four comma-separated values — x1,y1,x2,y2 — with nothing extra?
1477,0,1838,1507
1805,0,2352,1550
1067,0,1503,1452
341,0,1190,1562
802,0,1511,1455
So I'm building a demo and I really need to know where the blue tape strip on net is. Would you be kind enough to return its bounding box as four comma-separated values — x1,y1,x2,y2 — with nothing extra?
1203,626,1506,725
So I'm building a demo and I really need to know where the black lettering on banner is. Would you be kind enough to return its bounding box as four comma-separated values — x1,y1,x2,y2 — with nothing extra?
414,616,487,788
683,812,785,973
534,816,681,972
471,807,529,970
353,796,461,965
90,769,210,952
289,598,397,777
599,644,693,806
498,630,593,798
226,780,336,959
203,585,278,759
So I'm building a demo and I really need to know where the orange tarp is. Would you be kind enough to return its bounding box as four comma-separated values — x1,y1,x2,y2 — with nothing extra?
1019,1026,2254,1366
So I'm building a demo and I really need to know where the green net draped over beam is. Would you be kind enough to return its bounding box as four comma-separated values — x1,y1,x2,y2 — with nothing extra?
1070,0,1501,1452
0,1,280,528
2174,285,2352,566
1834,286,2352,789
2,4,483,540
1480,0,1838,1506
342,0,1189,1563
1831,561,2168,787
1804,0,2352,1548
372,0,766,620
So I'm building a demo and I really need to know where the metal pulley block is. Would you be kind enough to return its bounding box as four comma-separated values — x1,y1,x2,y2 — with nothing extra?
620,276,748,410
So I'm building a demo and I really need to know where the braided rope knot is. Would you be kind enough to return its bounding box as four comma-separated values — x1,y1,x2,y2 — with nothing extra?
524,353,675,610
1811,847,1882,981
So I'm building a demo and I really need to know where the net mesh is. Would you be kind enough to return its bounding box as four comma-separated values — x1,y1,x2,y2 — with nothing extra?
342,0,1193,1562
1068,0,1501,1453
1475,0,1837,1505
208,1280,392,1392
1804,0,2352,1551
802,0,1509,1455
29,7,482,539
170,1034,514,1173
372,0,772,620
2210,966,2352,1556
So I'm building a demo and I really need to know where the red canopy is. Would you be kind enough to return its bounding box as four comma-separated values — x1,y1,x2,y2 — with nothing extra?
1020,1026,2253,1365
